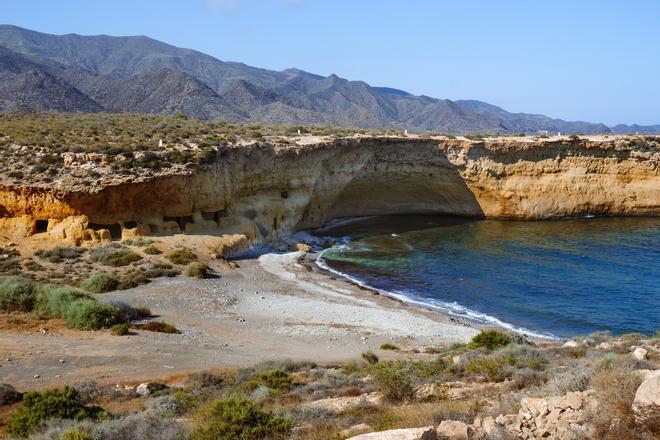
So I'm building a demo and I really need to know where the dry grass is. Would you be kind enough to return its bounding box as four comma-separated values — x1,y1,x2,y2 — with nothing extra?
0,312,67,333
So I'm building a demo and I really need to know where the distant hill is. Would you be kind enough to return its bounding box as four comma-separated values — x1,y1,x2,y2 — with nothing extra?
0,24,653,134
610,124,660,135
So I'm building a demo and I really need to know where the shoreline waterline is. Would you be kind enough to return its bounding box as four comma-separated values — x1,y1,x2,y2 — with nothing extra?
315,248,561,340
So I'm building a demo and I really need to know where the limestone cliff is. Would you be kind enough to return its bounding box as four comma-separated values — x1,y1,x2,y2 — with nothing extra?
1,136,658,251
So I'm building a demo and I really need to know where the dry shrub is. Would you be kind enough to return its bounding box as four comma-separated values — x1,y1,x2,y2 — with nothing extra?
589,360,655,439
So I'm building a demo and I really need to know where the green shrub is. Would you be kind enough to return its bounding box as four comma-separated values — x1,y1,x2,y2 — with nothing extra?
35,246,85,263
465,357,507,382
141,321,180,334
143,245,162,255
379,343,399,351
469,330,511,350
372,362,415,403
166,248,197,265
185,262,209,279
257,369,292,394
191,398,292,440
118,269,149,290
60,428,97,440
111,323,131,336
0,277,37,312
79,273,119,293
122,238,155,247
145,264,179,278
8,387,104,438
34,286,90,319
361,351,379,365
89,245,142,267
64,299,122,330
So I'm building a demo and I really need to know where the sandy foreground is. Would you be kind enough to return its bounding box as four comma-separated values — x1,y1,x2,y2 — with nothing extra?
0,252,478,389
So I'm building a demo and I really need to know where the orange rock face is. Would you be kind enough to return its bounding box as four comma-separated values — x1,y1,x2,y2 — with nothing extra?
1,136,658,248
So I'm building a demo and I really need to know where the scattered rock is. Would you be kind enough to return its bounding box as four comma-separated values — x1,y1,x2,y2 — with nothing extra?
562,340,581,348
347,426,437,440
305,392,382,413
250,385,271,400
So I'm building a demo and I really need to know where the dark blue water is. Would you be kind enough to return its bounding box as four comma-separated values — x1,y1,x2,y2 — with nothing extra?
316,216,660,338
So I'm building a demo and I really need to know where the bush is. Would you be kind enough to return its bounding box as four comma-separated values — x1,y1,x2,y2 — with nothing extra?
362,351,379,365
111,323,131,336
143,245,162,255
34,286,90,319
469,330,511,350
141,321,180,334
379,343,399,351
35,246,85,263
191,397,292,440
122,238,155,247
64,299,123,330
8,387,104,438
185,262,209,279
0,277,37,312
89,245,142,267
465,357,507,382
257,369,292,394
118,269,149,290
166,248,197,265
79,273,119,293
144,264,179,278
372,362,415,403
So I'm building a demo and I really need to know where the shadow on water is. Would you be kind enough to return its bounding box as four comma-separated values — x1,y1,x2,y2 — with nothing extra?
313,214,478,240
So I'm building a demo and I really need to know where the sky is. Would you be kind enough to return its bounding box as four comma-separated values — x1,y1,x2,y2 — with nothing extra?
3,0,660,125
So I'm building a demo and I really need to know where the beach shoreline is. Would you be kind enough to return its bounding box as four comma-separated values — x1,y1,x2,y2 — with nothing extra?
0,250,480,390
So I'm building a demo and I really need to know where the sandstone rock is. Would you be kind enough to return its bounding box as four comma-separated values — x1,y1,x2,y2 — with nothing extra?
48,216,89,244
632,347,648,360
0,216,36,238
516,390,597,439
436,420,468,439
295,242,311,252
347,426,436,440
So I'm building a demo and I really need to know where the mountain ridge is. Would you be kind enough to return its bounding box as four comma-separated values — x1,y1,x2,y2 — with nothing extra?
0,24,657,134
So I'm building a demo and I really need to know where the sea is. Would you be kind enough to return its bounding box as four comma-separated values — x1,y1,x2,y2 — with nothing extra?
313,215,660,339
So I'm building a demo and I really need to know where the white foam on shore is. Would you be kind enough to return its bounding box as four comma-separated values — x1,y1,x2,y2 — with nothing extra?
316,248,560,340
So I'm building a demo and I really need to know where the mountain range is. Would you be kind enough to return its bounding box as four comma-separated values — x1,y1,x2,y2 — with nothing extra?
0,24,657,134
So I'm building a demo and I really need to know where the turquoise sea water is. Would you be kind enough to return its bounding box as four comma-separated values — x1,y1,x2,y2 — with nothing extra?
315,216,660,338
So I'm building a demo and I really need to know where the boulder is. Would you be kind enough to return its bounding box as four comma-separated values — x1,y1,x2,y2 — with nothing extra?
633,370,660,417
304,392,382,413
436,420,469,439
562,340,581,348
135,383,150,397
0,215,36,238
295,242,311,252
48,216,89,243
632,347,648,360
348,426,437,440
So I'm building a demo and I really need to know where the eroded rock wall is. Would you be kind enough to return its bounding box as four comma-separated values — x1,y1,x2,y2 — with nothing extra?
1,137,658,248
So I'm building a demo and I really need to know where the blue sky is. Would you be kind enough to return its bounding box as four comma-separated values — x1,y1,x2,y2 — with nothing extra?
4,0,660,125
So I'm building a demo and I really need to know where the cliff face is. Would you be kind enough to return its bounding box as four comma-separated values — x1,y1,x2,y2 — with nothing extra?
1,136,658,250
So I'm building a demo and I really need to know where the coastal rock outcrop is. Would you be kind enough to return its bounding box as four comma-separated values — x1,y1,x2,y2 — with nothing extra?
1,136,659,252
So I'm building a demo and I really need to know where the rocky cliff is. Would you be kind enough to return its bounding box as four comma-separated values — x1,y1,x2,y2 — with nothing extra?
1,136,658,252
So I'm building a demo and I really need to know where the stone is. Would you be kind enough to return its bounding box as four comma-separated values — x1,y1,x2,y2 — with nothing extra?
436,420,469,440
305,392,382,413
562,340,581,348
295,243,311,252
633,370,660,410
250,385,271,400
136,383,150,396
632,347,648,360
347,426,437,440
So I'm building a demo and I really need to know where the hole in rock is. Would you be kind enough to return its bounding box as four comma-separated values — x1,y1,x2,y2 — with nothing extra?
124,221,138,229
35,220,48,233
164,215,194,231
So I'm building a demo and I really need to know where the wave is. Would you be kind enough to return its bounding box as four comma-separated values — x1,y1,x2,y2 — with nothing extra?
316,248,559,340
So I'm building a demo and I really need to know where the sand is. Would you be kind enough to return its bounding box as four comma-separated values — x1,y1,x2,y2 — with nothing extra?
0,251,478,390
